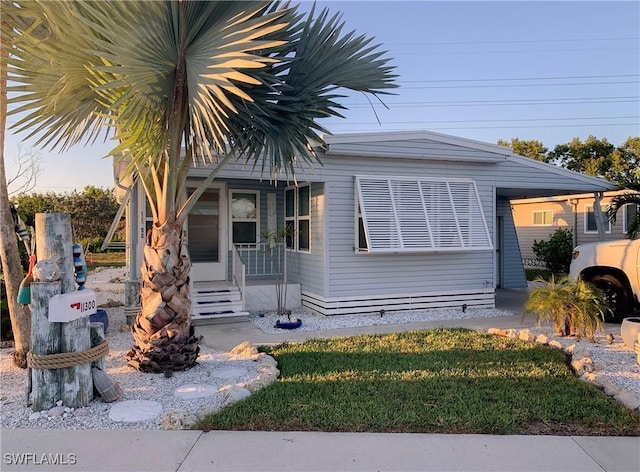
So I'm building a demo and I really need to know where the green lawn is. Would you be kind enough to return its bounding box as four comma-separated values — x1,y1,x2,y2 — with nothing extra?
197,329,640,435
86,252,126,271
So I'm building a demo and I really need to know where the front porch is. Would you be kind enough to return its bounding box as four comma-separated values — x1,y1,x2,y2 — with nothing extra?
190,242,301,325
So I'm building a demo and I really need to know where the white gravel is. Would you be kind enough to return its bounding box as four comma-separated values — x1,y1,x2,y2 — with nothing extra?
250,307,517,334
0,306,266,430
1,267,638,431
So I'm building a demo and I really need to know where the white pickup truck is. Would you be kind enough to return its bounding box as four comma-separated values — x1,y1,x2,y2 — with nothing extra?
569,239,640,322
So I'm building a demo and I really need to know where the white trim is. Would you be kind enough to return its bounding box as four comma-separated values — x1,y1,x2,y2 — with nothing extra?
584,204,611,234
187,181,228,281
511,189,629,205
285,183,311,253
229,189,260,247
101,185,130,251
532,210,553,226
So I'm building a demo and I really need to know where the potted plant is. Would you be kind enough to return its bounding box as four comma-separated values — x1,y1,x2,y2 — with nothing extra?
262,226,301,329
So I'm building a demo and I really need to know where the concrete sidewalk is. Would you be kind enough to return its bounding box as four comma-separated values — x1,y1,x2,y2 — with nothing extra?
1,429,639,472
2,289,638,472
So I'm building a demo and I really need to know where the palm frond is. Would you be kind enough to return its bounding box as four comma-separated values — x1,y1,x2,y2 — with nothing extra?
607,189,640,238
6,0,398,219
216,5,398,180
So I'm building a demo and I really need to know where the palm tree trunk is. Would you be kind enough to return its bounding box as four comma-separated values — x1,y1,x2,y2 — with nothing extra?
126,221,200,372
0,24,31,368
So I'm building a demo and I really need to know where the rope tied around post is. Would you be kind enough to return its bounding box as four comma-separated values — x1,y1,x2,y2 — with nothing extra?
27,341,109,370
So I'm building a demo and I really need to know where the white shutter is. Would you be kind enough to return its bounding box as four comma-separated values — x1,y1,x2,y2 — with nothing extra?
356,176,493,252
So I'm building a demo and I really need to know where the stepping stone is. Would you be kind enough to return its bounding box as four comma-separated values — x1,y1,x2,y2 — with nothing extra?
211,366,249,379
174,384,217,400
109,400,162,422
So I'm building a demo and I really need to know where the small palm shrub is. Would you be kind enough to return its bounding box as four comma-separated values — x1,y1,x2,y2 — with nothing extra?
526,276,609,341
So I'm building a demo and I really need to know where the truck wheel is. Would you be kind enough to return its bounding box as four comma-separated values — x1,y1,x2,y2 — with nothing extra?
585,274,632,323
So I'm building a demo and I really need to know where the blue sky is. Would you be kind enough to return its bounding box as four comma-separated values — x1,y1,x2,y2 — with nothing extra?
5,1,639,193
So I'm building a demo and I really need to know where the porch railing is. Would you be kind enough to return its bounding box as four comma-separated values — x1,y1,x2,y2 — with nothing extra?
234,243,285,277
231,244,246,310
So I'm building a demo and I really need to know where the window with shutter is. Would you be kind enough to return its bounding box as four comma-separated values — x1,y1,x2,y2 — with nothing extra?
355,176,493,253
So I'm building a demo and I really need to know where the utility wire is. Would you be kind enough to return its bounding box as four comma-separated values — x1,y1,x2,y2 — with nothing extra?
398,74,639,84
325,116,638,126
388,37,639,46
342,96,639,108
325,123,639,132
397,80,638,90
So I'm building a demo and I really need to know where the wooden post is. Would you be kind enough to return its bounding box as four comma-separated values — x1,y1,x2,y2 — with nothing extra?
35,213,76,293
30,281,61,411
60,317,93,407
35,213,93,408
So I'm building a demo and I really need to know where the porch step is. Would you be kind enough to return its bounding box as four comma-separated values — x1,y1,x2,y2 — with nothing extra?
191,282,247,324
191,311,250,326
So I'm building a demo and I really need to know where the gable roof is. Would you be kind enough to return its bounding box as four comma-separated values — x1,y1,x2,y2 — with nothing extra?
505,153,614,191
322,130,615,197
324,130,509,163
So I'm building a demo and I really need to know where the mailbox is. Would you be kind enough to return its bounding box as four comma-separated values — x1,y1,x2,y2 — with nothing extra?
48,289,97,323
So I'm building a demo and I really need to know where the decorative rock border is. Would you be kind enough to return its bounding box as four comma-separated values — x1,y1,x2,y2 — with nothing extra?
487,328,640,412
160,341,280,430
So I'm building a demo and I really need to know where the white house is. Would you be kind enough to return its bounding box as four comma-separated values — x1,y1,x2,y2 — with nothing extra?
112,130,614,322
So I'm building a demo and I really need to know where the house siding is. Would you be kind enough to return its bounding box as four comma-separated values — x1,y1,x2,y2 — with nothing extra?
287,182,326,297
496,198,527,288
318,156,496,300
512,193,628,262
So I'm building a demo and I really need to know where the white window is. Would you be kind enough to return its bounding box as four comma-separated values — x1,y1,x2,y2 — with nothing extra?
623,203,639,234
585,204,611,234
355,176,493,253
532,210,553,226
230,190,259,244
285,184,310,252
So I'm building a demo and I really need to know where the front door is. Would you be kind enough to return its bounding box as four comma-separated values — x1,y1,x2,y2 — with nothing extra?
188,184,227,281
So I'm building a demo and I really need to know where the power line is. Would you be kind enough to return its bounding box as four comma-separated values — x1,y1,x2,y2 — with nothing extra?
325,116,638,126
326,123,639,132
343,96,639,108
395,47,638,56
398,74,639,84
397,80,639,90
388,37,639,47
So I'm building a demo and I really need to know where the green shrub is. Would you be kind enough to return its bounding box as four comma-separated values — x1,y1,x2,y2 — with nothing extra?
526,275,609,341
80,237,104,253
532,228,574,274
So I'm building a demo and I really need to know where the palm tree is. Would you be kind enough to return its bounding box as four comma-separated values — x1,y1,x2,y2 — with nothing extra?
608,178,640,239
3,1,397,372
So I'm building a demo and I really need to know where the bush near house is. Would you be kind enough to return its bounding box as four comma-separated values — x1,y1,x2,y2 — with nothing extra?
532,228,574,274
